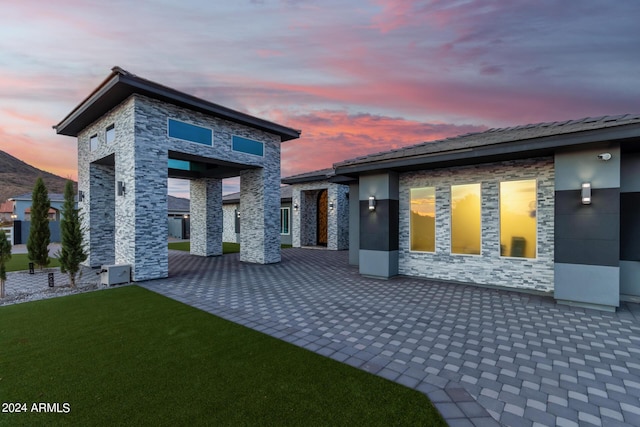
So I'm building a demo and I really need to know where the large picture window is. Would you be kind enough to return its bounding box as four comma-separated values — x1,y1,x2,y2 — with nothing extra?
500,180,537,258
410,187,435,252
451,183,481,255
280,207,290,235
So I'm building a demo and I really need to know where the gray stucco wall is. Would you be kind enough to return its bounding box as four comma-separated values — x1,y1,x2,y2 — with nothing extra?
398,157,555,292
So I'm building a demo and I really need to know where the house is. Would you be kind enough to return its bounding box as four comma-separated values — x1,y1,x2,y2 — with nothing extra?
222,186,293,245
168,195,191,240
3,193,74,243
329,114,640,311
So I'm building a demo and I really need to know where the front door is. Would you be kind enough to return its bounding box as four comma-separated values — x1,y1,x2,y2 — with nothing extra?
317,189,328,246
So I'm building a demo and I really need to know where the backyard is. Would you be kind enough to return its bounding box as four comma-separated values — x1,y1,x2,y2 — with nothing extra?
0,286,445,426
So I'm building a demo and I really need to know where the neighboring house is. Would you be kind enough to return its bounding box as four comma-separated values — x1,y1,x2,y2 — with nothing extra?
0,201,13,223
168,195,190,239
330,114,640,311
222,186,293,245
9,193,66,221
4,193,76,243
281,168,349,250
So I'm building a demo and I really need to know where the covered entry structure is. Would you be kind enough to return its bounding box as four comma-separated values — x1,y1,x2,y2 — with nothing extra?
54,67,300,281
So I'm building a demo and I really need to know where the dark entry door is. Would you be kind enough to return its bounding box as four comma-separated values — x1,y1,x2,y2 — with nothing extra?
317,189,328,246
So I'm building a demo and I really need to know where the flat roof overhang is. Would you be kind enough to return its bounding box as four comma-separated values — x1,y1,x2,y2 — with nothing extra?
334,123,640,177
53,67,301,142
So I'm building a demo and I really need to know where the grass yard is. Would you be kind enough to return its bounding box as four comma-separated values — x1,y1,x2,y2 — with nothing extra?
169,241,292,252
4,253,60,272
0,287,445,426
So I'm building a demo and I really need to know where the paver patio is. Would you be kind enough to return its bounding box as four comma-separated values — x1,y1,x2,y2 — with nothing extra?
141,249,640,427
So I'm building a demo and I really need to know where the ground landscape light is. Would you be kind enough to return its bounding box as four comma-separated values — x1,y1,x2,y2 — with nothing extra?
581,183,592,205
369,196,376,211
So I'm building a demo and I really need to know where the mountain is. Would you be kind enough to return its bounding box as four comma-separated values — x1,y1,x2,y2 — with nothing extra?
0,150,74,203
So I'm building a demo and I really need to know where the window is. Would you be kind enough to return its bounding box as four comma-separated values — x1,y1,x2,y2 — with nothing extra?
451,183,481,255
167,119,213,146
500,180,537,258
410,187,435,252
90,134,98,151
232,135,264,156
280,207,290,235
105,124,115,144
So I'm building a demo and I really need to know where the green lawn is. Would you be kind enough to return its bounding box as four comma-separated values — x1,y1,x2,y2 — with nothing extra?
4,253,60,272
169,242,292,252
0,287,445,426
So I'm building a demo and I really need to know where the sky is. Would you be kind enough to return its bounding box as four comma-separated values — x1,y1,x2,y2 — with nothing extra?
1,0,639,198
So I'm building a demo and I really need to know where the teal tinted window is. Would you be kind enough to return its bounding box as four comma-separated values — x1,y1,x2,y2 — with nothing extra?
168,159,190,170
232,135,264,156
168,119,212,146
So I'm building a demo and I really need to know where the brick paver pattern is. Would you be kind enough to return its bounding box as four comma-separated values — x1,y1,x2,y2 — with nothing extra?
141,249,640,427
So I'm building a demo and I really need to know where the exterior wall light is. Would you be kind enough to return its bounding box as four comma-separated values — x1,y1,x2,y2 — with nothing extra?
10,214,17,220
581,182,591,205
369,196,376,211
294,203,299,212
236,210,240,218
117,181,126,196
329,201,334,211
78,190,85,202
183,214,189,219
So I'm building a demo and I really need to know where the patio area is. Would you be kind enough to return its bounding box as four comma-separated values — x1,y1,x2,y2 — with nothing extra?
141,248,640,427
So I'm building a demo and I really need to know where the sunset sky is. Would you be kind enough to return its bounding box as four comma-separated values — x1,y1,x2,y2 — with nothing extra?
1,0,639,197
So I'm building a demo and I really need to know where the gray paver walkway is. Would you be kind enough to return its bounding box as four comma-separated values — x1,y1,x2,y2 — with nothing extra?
141,249,640,427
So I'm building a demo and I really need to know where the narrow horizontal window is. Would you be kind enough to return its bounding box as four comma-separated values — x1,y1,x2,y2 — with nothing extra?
410,187,435,252
451,183,481,255
500,179,537,258
232,135,264,156
168,119,212,146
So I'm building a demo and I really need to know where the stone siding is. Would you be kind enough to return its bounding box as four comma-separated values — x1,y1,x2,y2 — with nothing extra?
398,157,555,292
222,204,239,243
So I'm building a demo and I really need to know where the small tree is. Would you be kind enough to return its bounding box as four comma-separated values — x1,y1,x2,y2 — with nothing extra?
0,229,11,298
57,180,87,288
27,177,51,269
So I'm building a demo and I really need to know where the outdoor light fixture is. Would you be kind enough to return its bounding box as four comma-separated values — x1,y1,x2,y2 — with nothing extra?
369,196,376,211
294,203,299,212
10,214,17,220
78,190,85,202
329,201,334,211
117,181,126,196
183,214,189,219
236,211,240,218
581,182,591,205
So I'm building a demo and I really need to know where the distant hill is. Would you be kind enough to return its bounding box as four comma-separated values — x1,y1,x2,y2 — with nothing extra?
0,150,74,202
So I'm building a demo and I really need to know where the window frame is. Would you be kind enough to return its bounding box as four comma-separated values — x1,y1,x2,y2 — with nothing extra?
89,134,98,151
105,124,115,144
499,178,538,260
409,186,436,253
450,182,482,256
280,207,290,235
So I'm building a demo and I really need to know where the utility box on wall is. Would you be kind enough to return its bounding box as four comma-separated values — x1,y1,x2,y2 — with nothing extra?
100,264,131,286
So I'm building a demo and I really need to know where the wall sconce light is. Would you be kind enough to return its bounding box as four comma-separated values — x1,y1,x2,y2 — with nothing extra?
581,182,591,205
236,211,240,219
369,196,376,211
10,214,17,220
78,190,85,202
117,181,126,196
294,203,299,212
329,202,334,211
183,214,189,219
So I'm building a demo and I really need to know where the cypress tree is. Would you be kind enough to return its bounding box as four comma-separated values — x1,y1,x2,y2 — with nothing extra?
27,177,51,269
57,180,87,288
0,229,11,298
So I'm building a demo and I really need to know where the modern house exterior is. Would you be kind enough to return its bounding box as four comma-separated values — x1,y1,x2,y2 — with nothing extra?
331,114,640,311
54,66,300,281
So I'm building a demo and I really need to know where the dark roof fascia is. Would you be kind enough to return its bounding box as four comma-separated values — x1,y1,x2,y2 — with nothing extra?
281,175,330,185
54,69,301,141
328,175,358,185
334,123,640,176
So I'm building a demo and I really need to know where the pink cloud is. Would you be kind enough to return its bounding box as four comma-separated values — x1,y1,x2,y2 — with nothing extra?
279,110,485,177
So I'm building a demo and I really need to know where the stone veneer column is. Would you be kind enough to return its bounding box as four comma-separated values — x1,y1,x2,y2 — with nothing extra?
327,184,349,250
291,188,301,247
190,178,222,256
239,167,281,264
86,163,115,267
